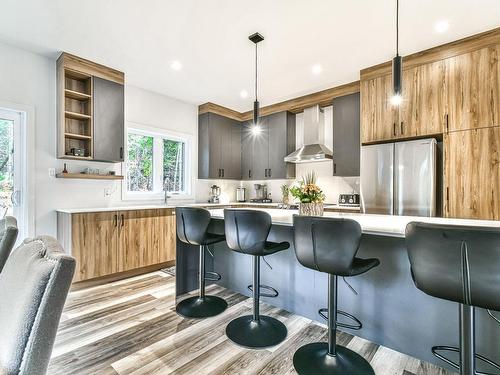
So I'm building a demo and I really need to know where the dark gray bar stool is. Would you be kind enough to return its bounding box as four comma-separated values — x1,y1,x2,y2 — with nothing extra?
406,222,500,375
224,209,290,348
292,216,379,375
175,207,228,318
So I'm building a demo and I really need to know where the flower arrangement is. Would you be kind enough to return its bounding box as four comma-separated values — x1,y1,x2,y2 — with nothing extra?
289,172,325,203
290,172,325,216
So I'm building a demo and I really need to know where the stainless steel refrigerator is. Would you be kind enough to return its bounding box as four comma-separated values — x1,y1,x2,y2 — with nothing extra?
360,138,437,217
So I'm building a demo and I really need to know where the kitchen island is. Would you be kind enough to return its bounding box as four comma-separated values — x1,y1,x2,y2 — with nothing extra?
176,208,500,370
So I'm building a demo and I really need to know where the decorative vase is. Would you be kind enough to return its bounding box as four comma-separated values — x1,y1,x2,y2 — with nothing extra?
299,202,324,216
282,195,290,206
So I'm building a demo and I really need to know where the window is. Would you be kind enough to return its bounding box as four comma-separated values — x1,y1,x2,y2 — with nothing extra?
163,139,185,192
124,125,190,200
127,133,153,192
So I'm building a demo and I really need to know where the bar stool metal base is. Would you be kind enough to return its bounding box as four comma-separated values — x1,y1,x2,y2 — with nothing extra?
226,315,287,349
176,296,228,319
293,343,375,375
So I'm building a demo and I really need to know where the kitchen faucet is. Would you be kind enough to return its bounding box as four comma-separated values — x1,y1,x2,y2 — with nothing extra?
164,185,171,205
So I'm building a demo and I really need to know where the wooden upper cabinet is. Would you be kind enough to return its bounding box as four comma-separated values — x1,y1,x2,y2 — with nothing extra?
71,212,119,281
444,126,500,220
399,60,447,138
446,45,500,131
361,61,448,144
360,74,398,143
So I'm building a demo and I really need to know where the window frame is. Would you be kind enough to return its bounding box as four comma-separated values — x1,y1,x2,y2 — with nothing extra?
122,122,193,201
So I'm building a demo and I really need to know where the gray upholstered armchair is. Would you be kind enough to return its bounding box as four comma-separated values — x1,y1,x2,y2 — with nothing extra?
0,236,75,375
0,216,19,273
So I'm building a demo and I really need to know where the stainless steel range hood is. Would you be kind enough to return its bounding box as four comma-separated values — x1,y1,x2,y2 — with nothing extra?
284,105,333,163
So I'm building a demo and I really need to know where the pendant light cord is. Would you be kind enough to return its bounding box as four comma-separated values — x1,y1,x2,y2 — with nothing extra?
396,0,399,56
255,43,258,101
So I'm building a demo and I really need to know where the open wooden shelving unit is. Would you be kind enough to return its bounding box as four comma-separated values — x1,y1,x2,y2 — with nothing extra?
57,52,125,162
59,67,94,159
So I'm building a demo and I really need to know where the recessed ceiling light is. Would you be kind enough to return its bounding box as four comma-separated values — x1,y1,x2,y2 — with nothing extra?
312,64,322,75
434,20,449,33
240,90,248,98
170,60,183,71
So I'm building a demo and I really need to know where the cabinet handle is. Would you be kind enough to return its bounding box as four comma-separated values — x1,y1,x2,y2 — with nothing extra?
119,147,123,160
222,169,224,178
393,123,396,137
121,214,124,227
265,169,268,177
400,122,404,135
334,163,337,174
446,187,449,214
218,169,221,178
113,214,117,227
249,170,252,178
445,114,449,133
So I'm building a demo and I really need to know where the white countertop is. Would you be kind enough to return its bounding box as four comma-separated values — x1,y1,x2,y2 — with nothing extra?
208,208,500,238
55,202,359,214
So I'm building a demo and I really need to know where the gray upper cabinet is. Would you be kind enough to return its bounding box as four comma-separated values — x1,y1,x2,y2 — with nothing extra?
241,111,296,180
268,112,296,179
198,113,241,179
93,77,125,162
332,92,360,176
241,123,253,180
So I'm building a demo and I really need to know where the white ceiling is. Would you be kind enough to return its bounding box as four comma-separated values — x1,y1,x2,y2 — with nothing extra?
1,0,499,111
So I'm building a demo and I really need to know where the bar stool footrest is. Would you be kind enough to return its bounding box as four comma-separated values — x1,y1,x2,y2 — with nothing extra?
204,271,222,281
247,284,279,298
318,308,363,330
432,345,500,374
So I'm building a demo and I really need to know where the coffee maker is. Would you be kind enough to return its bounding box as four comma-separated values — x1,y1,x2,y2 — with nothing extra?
250,184,272,203
208,185,221,203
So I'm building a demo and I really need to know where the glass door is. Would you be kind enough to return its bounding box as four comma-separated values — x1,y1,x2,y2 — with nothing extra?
0,108,25,241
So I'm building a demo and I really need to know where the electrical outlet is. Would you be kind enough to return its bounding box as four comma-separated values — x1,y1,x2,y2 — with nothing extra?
104,187,113,197
48,168,56,177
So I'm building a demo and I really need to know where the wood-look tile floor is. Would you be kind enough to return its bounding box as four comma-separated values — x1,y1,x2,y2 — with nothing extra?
49,271,456,375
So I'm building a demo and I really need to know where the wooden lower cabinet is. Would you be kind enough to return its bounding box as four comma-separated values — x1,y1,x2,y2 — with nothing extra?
118,209,176,272
71,212,119,281
444,126,500,220
69,208,176,282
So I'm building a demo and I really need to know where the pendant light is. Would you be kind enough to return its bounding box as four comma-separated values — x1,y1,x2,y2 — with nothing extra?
391,0,403,106
249,32,264,134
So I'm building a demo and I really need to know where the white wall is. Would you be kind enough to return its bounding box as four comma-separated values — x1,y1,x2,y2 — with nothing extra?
0,42,199,237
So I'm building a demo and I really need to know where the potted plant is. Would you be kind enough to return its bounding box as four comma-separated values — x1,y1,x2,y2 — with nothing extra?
290,172,325,216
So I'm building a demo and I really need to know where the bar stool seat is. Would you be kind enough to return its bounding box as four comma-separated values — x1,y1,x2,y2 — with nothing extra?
350,258,380,276
406,222,500,375
260,241,290,255
292,216,379,375
175,207,228,319
201,232,226,245
224,209,290,349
